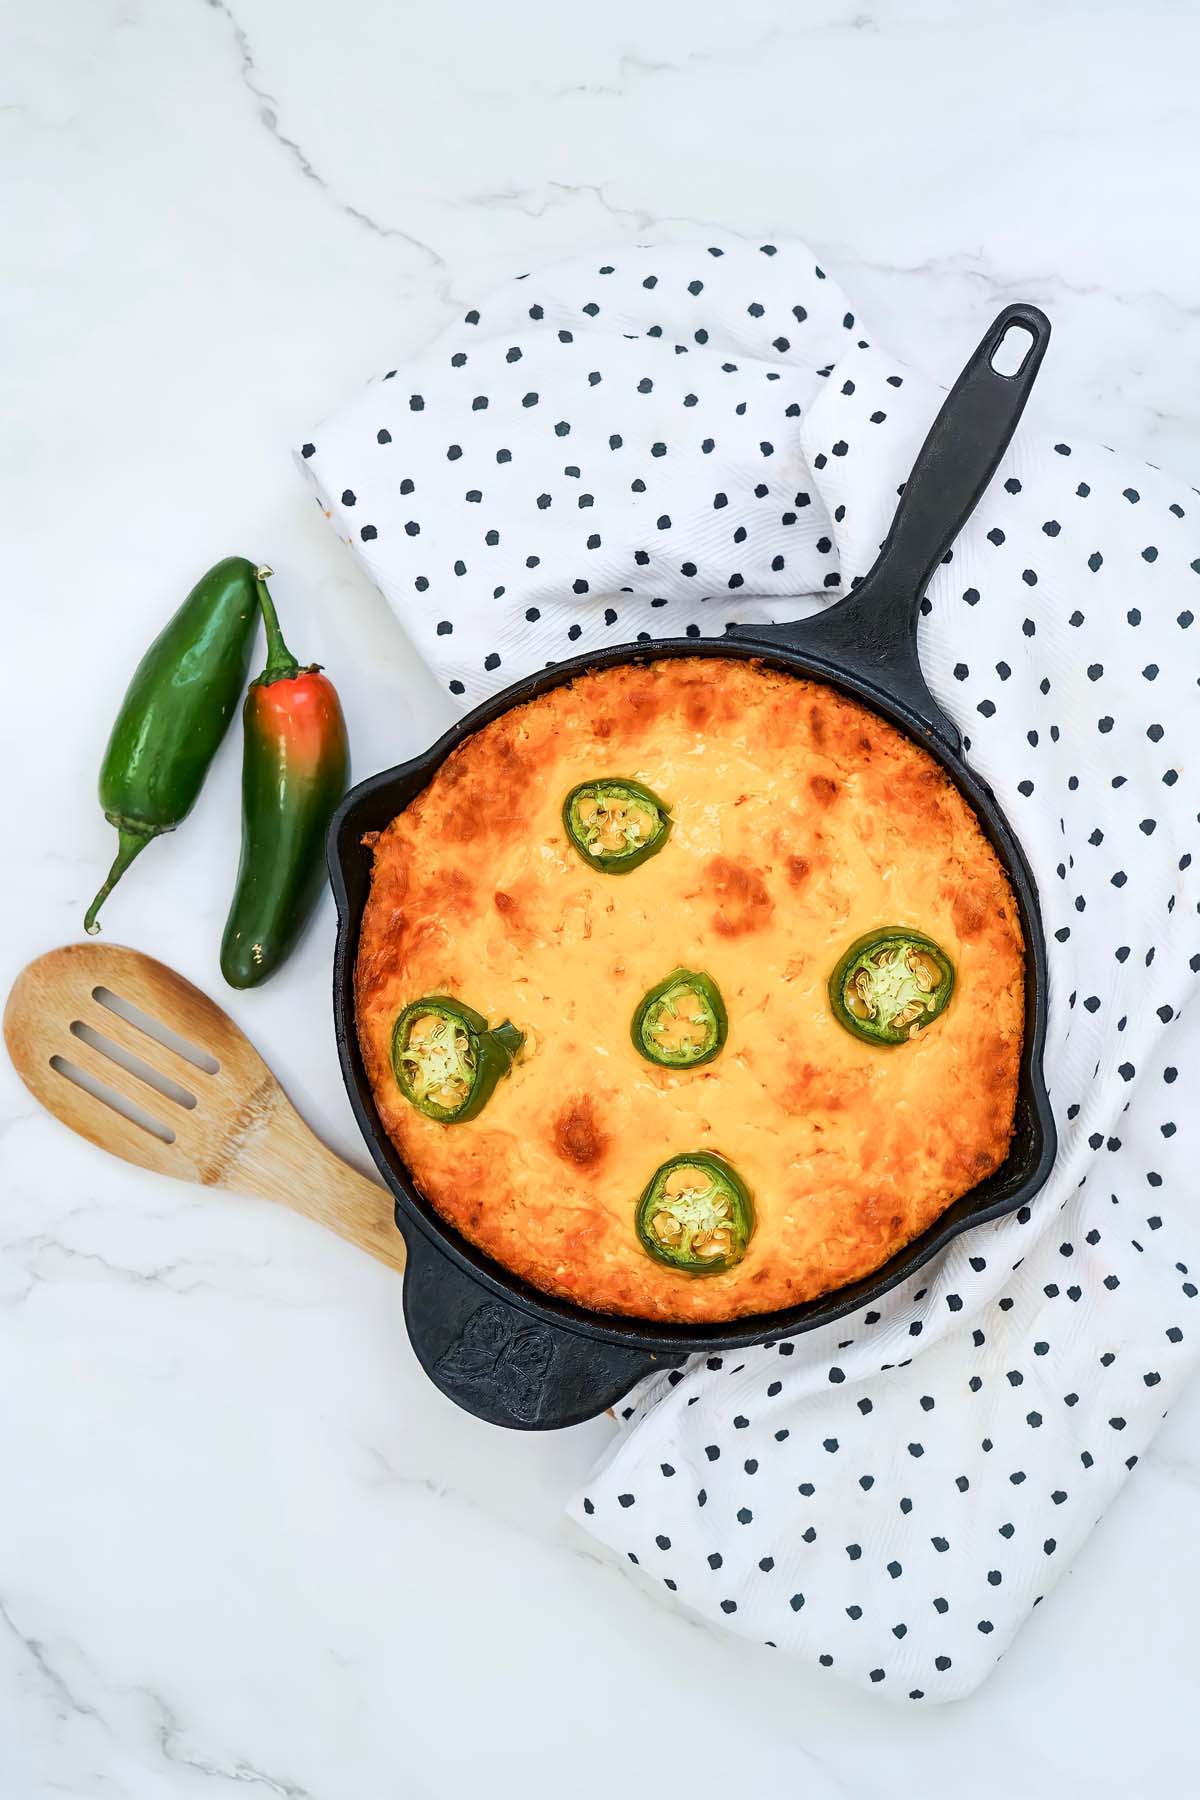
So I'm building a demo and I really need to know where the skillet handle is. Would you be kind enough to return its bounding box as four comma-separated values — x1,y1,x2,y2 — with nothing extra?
400,1220,686,1430
729,302,1050,753
855,301,1051,606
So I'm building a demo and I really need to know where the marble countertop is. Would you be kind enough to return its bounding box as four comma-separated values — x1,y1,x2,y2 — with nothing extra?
4,1,1199,1792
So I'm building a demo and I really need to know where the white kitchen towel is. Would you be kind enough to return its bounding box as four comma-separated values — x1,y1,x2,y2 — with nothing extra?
299,239,1198,1702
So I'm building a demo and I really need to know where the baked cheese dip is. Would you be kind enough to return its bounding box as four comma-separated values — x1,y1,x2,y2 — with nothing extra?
355,658,1025,1324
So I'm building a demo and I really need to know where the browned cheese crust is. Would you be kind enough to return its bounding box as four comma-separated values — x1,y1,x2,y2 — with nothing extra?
355,658,1025,1323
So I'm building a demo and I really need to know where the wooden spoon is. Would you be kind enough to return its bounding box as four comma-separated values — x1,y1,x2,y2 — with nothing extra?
3,941,406,1275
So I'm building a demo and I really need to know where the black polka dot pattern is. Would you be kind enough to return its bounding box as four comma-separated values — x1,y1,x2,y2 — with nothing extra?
296,240,876,705
302,242,1197,1701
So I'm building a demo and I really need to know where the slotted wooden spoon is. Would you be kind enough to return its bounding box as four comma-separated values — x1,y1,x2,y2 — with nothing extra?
3,941,406,1275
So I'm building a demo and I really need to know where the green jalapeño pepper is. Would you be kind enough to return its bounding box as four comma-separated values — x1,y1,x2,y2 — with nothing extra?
220,571,350,989
829,927,955,1046
85,556,262,933
391,997,524,1123
632,969,727,1068
562,778,671,872
636,1152,754,1274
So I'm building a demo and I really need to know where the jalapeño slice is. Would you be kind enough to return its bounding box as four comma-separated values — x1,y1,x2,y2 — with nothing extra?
636,1152,754,1275
391,996,524,1123
633,968,727,1068
829,928,955,1047
562,778,671,872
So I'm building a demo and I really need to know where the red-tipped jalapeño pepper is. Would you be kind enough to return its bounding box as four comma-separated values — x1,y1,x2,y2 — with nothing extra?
220,570,350,989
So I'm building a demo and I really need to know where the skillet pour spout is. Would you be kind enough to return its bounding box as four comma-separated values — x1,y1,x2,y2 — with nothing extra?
328,302,1058,1430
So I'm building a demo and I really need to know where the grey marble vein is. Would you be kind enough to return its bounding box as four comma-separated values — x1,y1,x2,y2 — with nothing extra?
151,1693,313,1798
203,0,448,268
0,1599,101,1727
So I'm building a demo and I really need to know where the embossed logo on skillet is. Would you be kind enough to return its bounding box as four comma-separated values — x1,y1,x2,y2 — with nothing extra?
433,1301,556,1423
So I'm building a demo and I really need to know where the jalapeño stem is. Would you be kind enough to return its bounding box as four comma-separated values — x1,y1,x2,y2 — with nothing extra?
84,829,150,935
253,565,301,685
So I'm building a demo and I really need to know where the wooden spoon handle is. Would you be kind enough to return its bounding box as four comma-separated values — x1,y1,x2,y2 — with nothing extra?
276,1143,408,1275
209,1086,408,1276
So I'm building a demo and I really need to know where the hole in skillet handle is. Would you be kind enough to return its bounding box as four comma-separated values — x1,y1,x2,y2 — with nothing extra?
400,1223,685,1430
727,301,1051,753
990,322,1036,379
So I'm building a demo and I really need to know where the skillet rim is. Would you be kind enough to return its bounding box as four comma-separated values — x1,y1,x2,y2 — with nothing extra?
328,631,1057,1356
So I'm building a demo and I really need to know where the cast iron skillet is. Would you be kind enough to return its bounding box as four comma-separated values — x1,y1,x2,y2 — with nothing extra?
329,302,1057,1431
